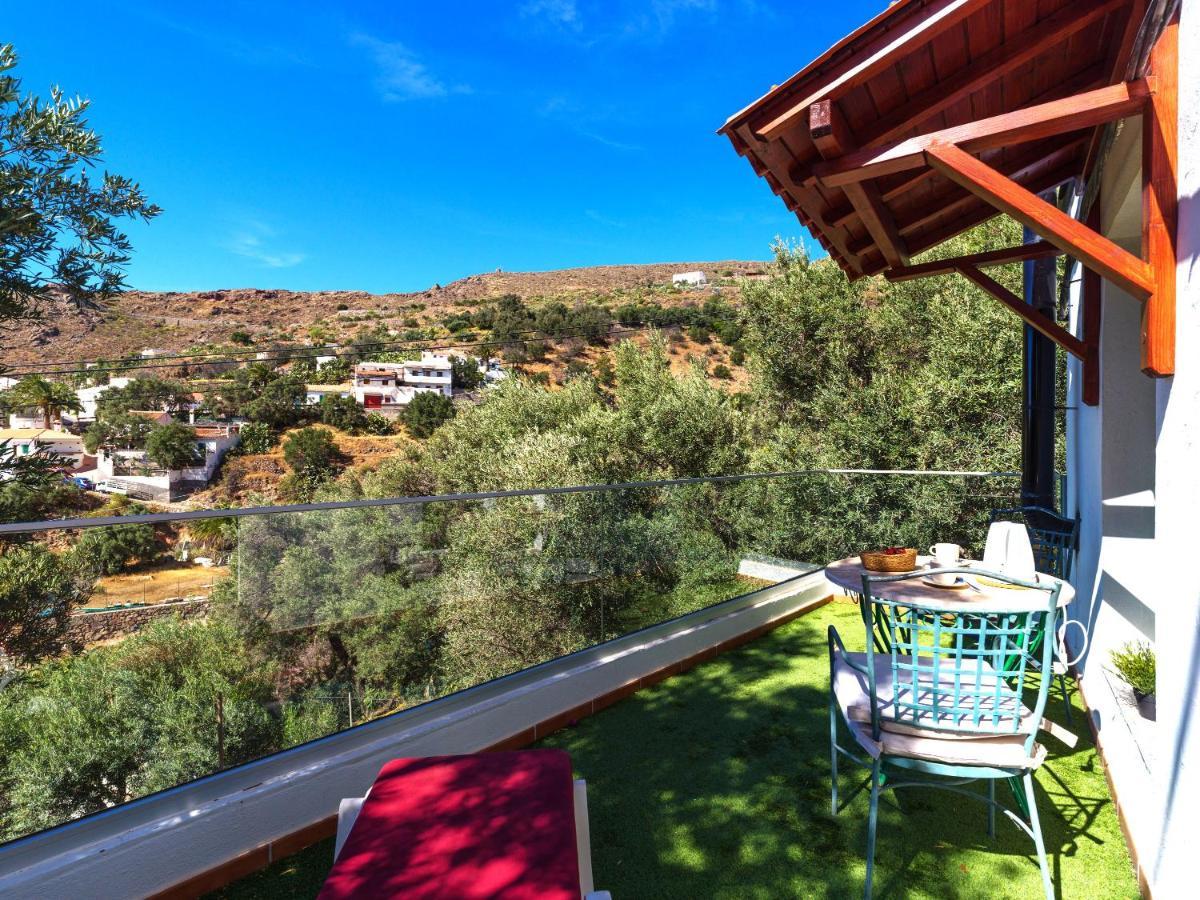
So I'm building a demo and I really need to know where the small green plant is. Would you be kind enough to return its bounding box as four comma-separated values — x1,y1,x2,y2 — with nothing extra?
230,330,253,345
1110,641,1155,697
713,364,732,380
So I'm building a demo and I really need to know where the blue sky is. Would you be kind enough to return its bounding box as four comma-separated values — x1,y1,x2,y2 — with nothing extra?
6,1,883,293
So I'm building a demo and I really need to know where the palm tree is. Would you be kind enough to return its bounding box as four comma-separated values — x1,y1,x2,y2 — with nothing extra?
1,375,82,429
186,514,237,552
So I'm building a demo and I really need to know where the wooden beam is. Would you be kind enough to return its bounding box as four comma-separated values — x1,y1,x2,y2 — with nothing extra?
1083,0,1147,180
754,0,989,141
871,65,1104,205
809,99,909,267
846,140,1089,256
1141,16,1177,377
860,0,1126,150
894,162,1079,262
827,68,1101,237
886,241,1060,282
815,79,1154,188
957,264,1087,360
925,142,1154,300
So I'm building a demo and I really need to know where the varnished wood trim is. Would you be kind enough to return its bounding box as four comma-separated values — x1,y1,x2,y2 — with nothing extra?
816,80,1153,188
926,142,1154,300
1141,17,1177,376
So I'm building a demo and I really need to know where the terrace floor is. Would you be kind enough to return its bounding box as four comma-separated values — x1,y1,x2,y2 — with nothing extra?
213,601,1137,899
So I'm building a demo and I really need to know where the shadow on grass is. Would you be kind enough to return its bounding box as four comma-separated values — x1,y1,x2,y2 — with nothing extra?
540,602,1136,900
213,603,1136,899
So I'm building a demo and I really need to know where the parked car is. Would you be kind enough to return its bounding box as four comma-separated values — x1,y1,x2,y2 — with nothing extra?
62,475,95,491
95,480,129,496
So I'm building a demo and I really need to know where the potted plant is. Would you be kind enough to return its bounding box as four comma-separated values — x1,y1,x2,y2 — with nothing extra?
1110,641,1156,721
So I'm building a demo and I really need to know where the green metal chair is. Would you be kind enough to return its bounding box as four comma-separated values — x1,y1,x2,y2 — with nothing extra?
828,567,1062,899
987,506,1079,722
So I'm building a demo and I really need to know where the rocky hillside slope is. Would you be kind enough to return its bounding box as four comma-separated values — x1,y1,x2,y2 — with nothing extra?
3,261,767,367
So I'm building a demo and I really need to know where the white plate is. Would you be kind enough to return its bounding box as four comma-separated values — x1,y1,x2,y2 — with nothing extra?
921,575,971,590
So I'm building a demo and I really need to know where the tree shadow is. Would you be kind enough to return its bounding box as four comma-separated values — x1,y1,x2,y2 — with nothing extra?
540,603,1135,898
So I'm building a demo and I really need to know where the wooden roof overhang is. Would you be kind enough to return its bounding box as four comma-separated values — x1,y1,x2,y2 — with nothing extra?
720,0,1179,393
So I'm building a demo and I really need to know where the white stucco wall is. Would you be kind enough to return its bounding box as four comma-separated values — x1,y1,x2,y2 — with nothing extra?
1064,12,1200,894
1150,8,1200,895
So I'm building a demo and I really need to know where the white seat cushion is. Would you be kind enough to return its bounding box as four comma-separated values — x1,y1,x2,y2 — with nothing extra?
833,649,1045,769
844,719,1047,769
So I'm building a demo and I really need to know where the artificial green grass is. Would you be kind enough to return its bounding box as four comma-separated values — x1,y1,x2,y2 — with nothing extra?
213,602,1138,899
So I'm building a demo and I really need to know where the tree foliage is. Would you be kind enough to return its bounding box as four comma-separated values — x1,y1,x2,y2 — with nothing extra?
96,378,193,418
83,410,156,453
0,375,81,428
74,521,157,575
0,44,159,328
0,544,91,667
402,392,455,439
318,395,366,433
144,422,201,470
450,355,483,390
283,427,342,480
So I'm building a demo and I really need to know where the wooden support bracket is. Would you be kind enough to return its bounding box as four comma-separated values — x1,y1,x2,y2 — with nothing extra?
925,142,1154,300
1141,17,1177,377
886,241,1060,282
814,79,1154,188
956,264,1087,361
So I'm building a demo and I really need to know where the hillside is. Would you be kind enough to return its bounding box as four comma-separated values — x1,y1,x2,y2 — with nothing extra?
3,260,768,367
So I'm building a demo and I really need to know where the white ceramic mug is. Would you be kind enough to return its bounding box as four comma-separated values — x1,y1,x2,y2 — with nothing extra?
929,543,963,566
928,543,963,585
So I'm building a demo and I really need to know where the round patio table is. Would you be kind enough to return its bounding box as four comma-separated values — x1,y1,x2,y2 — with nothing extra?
826,554,1075,612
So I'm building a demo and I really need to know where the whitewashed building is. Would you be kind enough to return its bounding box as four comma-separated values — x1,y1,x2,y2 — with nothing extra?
352,353,453,414
671,271,707,288
304,383,352,406
92,423,240,500
0,428,88,471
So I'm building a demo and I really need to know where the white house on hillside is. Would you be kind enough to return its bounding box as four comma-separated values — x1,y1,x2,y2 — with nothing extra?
352,353,453,415
69,376,134,426
304,384,352,406
672,271,707,288
92,422,240,501
0,428,88,473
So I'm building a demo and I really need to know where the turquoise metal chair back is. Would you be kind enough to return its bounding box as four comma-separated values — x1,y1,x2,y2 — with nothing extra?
988,505,1078,580
858,568,1062,755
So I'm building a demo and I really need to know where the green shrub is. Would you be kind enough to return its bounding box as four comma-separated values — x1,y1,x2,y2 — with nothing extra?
713,364,732,380
283,427,343,479
729,345,746,366
230,330,253,345
238,421,273,454
362,413,394,435
451,356,484,390
318,395,367,433
1111,641,1155,696
74,522,158,575
144,423,201,470
402,392,455,439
